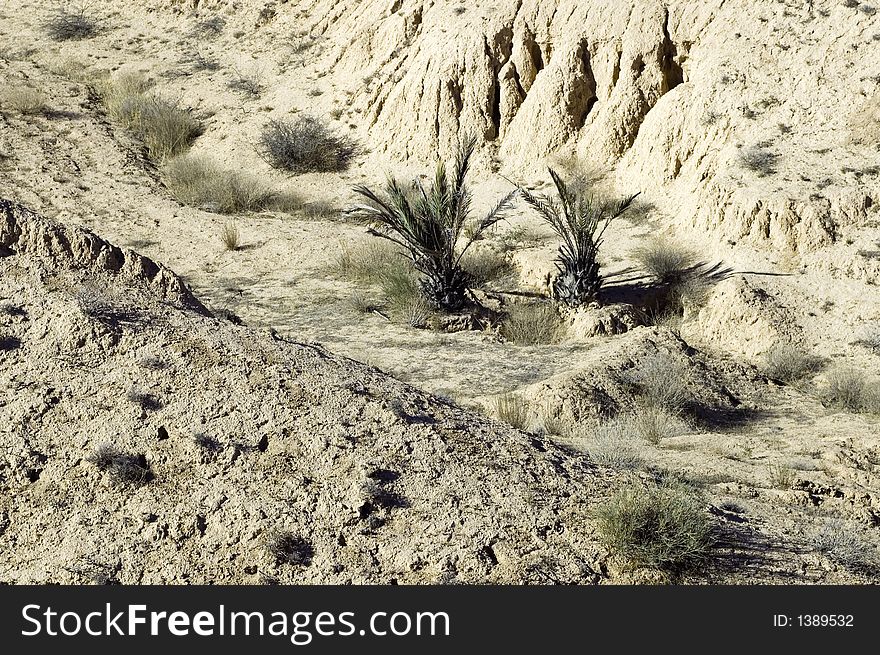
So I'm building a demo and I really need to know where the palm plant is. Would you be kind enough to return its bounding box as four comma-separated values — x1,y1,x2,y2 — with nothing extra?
349,136,517,312
519,169,638,307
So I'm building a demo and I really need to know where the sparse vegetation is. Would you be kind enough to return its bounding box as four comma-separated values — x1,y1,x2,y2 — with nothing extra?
127,385,162,411
221,222,240,251
227,64,264,97
763,342,821,384
45,6,99,41
163,154,274,214
260,116,356,173
628,405,690,445
626,353,691,411
501,303,562,345
87,443,152,485
519,169,638,306
101,74,202,162
492,393,529,430
460,248,516,288
595,481,713,571
1,87,46,115
587,420,644,469
822,366,880,413
350,135,516,311
265,532,313,566
808,518,877,573
768,463,795,489
631,238,698,284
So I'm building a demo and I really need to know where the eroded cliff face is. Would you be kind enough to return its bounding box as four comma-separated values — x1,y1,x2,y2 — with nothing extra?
196,0,875,266
115,1,880,265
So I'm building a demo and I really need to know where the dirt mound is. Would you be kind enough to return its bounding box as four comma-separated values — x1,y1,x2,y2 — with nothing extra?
0,202,618,584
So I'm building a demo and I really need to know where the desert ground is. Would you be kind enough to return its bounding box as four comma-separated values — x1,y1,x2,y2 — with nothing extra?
1,0,879,584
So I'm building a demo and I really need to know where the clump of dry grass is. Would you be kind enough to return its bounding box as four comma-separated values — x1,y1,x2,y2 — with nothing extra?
808,518,878,573
45,6,99,41
1,87,47,115
501,303,562,345
101,73,201,162
821,366,880,414
221,222,240,251
586,420,644,469
739,145,779,176
763,342,821,384
626,353,692,411
227,64,264,97
492,393,530,430
460,248,516,288
767,463,795,489
87,443,152,485
631,237,698,284
595,480,713,572
162,153,275,214
260,115,356,173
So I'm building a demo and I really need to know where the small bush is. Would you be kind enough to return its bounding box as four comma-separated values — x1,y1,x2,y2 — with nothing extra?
808,518,877,572
628,405,690,445
336,241,401,283
587,420,643,469
631,238,698,284
460,249,515,288
596,481,713,571
501,303,562,345
102,74,201,162
221,222,240,251
767,464,794,489
260,116,356,173
626,353,691,411
822,366,880,413
87,443,152,485
162,154,273,213
228,65,264,97
739,145,779,176
492,393,529,430
45,7,99,41
1,87,46,115
266,532,313,566
763,342,821,384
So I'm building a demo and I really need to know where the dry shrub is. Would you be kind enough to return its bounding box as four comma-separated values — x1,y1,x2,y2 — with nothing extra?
492,393,529,430
260,116,356,173
595,480,713,572
162,153,272,213
1,87,46,115
221,222,240,251
631,237,698,284
102,74,201,162
501,303,562,345
822,366,880,414
763,342,821,384
45,7,99,41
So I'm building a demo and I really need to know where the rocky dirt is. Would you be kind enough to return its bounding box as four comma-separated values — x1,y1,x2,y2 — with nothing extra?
1,0,879,584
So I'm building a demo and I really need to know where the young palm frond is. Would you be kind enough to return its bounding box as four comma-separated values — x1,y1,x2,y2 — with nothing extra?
520,169,638,307
349,135,517,311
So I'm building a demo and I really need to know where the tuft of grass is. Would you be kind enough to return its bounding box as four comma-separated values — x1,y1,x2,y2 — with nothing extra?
260,116,356,173
335,241,402,283
491,393,529,430
45,6,99,41
808,518,878,573
221,222,240,251
87,443,152,485
101,74,202,162
1,87,46,115
763,342,821,384
460,248,516,288
227,64,264,97
587,420,644,469
501,303,562,345
595,481,713,572
628,405,690,445
822,366,880,413
626,353,691,411
265,532,313,566
631,238,698,284
767,463,795,489
163,154,273,214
